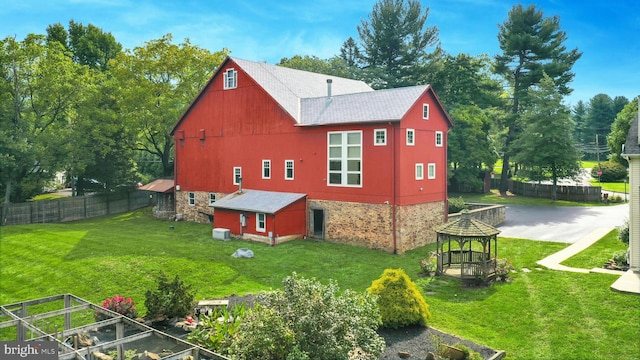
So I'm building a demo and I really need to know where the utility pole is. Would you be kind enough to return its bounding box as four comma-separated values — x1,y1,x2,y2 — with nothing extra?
596,134,601,183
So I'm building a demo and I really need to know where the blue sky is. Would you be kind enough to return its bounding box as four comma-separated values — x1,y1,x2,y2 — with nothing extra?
1,0,638,106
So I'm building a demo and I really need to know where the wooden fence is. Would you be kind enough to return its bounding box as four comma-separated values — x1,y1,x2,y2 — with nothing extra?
0,190,152,226
492,179,601,202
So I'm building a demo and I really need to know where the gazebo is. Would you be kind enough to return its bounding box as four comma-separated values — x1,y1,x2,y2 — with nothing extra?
433,210,501,281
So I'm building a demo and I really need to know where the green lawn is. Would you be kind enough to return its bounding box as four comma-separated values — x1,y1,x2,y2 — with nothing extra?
562,229,627,269
1,208,638,360
452,189,602,207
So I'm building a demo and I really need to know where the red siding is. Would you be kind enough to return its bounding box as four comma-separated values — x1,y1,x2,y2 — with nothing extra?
212,199,306,239
174,59,450,209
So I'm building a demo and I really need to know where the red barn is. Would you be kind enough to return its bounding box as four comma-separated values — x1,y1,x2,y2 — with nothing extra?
171,57,453,253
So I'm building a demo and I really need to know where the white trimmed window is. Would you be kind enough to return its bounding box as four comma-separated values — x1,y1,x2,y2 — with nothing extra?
188,192,195,206
223,68,237,89
416,163,424,180
285,160,294,180
406,129,415,146
428,163,436,179
233,167,242,185
328,131,362,187
209,193,216,206
262,160,271,179
256,213,266,232
423,103,430,119
435,131,443,147
374,129,387,146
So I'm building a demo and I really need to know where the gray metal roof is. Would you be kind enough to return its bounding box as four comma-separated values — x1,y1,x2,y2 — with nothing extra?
212,189,306,214
623,113,640,156
300,85,429,126
232,58,373,123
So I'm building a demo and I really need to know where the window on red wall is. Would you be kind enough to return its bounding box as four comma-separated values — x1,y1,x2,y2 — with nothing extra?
234,167,242,185
224,68,237,89
285,160,294,180
256,213,266,232
328,131,362,187
435,131,443,147
262,160,271,179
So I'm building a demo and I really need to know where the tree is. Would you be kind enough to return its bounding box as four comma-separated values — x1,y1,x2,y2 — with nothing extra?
356,0,440,89
572,100,588,143
277,54,361,79
511,75,581,202
583,93,616,153
110,35,228,177
46,20,122,71
494,4,581,195
448,105,497,192
0,35,91,210
607,98,638,165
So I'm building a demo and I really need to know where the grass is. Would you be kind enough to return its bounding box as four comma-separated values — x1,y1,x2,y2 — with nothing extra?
562,229,627,269
1,208,638,360
30,193,67,201
589,179,630,194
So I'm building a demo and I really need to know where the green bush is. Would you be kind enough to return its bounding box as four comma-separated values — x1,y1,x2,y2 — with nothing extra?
187,303,245,356
144,272,195,319
612,250,629,267
448,196,468,214
495,258,514,282
591,161,628,182
454,343,484,360
367,268,430,329
233,273,384,360
618,219,629,245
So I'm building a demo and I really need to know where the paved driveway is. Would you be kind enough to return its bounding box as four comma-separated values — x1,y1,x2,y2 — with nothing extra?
497,203,629,243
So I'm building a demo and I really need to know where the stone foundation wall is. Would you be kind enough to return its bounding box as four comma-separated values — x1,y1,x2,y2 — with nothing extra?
311,200,395,252
310,199,446,254
395,201,446,253
175,191,221,224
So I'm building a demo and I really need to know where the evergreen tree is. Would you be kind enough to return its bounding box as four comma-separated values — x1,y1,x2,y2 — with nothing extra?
494,4,581,195
511,75,581,202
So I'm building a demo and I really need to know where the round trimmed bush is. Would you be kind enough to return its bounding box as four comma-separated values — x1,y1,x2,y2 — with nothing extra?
591,161,627,182
367,268,430,329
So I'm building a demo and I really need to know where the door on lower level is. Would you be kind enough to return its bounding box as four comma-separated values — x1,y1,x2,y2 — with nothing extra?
310,208,325,239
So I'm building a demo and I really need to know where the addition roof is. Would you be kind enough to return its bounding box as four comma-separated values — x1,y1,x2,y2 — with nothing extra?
212,189,306,214
623,113,640,156
139,179,174,193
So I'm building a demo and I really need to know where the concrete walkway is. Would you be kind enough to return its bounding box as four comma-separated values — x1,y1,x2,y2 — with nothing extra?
536,227,640,294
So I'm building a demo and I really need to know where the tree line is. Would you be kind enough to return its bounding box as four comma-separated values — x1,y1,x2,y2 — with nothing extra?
1,0,637,215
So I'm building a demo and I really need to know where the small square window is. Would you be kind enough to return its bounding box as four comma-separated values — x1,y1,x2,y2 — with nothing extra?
233,167,242,185
416,163,424,180
262,160,271,179
435,131,443,147
406,129,415,146
188,192,195,206
256,213,266,232
209,193,216,206
374,129,387,146
285,160,294,180
428,163,436,179
223,68,237,89
423,104,430,119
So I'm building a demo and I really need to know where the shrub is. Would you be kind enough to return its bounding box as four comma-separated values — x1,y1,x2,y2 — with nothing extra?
419,252,437,275
591,161,628,182
233,273,384,360
448,196,468,214
612,250,629,267
454,343,484,360
494,258,514,282
618,219,629,244
144,272,195,319
187,303,245,356
367,268,430,329
95,295,138,321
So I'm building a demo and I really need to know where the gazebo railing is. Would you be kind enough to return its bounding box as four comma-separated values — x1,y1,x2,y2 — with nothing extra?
441,250,490,266
460,258,497,278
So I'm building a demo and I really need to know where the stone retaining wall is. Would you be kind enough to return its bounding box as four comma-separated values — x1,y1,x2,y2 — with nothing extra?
448,203,505,227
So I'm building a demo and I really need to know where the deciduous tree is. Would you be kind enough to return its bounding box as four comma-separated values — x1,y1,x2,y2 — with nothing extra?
607,98,638,165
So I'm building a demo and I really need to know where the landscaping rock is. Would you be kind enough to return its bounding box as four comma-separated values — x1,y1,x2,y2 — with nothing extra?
232,248,254,258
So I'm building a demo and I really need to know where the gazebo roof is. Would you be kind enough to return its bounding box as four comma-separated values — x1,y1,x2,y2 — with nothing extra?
434,212,500,237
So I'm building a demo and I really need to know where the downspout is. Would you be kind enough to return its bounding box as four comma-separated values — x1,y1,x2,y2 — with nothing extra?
391,123,397,254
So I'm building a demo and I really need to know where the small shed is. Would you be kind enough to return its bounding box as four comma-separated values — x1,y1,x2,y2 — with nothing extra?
433,210,500,281
139,179,175,218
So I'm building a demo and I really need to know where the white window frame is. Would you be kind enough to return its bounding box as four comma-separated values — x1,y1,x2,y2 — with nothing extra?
188,192,195,206
423,103,430,119
285,160,294,180
406,129,415,146
435,131,443,147
223,68,237,89
374,129,387,146
256,213,266,232
428,163,436,179
233,167,242,185
327,131,362,187
416,163,424,180
262,160,271,179
209,193,216,206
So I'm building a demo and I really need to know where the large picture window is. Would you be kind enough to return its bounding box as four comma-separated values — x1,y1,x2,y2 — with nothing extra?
328,131,362,187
